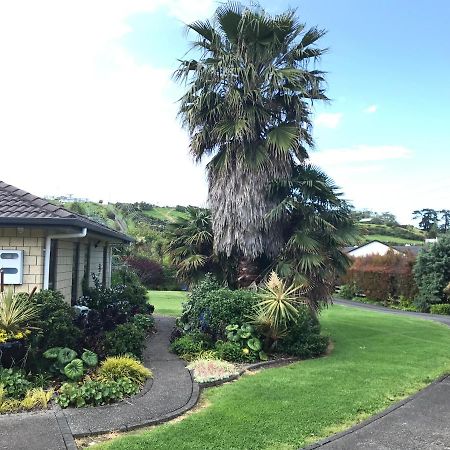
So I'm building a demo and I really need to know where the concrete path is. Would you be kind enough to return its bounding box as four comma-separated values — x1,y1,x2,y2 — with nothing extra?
0,316,199,450
305,299,450,450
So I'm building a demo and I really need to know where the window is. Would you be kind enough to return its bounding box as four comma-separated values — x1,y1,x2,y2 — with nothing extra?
48,240,58,291
71,242,80,305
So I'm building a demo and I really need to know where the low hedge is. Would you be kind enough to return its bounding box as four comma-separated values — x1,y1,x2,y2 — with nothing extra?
430,304,450,315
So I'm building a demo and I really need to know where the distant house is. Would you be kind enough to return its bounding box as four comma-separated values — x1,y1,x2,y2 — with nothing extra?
343,240,422,258
0,181,132,304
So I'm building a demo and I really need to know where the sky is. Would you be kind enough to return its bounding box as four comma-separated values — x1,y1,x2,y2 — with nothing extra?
0,1,449,224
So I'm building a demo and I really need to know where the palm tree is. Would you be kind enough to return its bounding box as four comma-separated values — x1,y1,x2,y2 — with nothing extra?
166,207,216,284
269,164,357,313
175,3,328,285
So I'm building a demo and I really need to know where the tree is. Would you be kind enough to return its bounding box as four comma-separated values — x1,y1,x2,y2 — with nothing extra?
175,3,327,285
412,208,439,232
166,207,217,284
270,164,357,312
439,210,450,233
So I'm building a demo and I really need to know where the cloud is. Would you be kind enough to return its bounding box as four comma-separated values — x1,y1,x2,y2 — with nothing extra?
309,145,412,166
314,112,343,129
0,1,215,206
364,104,378,114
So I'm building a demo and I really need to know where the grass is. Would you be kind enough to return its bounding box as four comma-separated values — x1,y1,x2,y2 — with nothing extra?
143,207,187,223
147,290,187,316
362,234,424,245
94,305,450,450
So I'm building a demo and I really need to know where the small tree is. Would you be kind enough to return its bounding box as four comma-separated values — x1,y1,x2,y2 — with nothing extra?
414,236,450,308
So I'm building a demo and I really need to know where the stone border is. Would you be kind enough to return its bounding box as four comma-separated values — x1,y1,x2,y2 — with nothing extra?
301,374,450,450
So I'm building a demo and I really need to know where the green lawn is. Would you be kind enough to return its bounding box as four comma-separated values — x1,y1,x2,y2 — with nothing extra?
362,234,424,245
95,305,450,450
147,290,187,316
143,207,187,223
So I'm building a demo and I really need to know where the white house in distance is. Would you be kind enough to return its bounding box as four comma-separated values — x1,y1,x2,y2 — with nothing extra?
0,181,133,304
343,240,422,258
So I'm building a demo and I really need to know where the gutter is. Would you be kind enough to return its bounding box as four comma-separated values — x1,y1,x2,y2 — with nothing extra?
43,228,87,290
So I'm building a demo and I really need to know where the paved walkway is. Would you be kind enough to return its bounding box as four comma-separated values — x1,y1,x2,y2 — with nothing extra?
0,316,199,450
305,299,450,450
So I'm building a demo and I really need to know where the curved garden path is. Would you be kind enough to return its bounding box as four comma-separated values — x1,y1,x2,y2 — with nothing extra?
304,299,450,450
0,316,199,450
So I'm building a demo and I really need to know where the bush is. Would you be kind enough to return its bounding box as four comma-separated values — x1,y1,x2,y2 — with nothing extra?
56,377,139,408
0,368,31,399
414,237,450,307
214,341,245,362
430,304,450,315
343,251,417,302
277,307,329,358
132,314,155,332
338,283,358,300
98,356,152,384
30,290,81,351
170,333,212,357
181,277,259,339
104,323,146,358
123,256,164,289
187,359,238,383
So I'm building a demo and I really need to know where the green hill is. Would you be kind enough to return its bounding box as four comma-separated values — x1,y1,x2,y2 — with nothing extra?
357,222,425,246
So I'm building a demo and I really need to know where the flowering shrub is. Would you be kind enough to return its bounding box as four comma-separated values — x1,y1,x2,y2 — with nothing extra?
187,359,239,383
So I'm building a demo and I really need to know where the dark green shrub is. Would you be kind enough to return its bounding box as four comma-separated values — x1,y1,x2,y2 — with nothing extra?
132,314,155,332
277,307,329,358
56,377,139,408
338,283,357,300
182,277,259,338
414,237,450,308
430,304,450,315
30,290,81,351
170,333,212,356
0,368,31,399
214,341,245,362
104,323,146,358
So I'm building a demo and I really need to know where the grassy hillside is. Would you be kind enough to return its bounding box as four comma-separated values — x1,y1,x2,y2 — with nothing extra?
142,207,187,223
357,223,425,246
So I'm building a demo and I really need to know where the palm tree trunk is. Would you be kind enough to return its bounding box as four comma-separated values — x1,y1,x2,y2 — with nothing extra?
237,257,259,288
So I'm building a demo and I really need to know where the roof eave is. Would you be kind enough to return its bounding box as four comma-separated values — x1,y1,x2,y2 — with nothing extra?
0,217,134,243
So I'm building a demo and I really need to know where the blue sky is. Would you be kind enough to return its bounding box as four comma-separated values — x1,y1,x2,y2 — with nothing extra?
0,1,448,224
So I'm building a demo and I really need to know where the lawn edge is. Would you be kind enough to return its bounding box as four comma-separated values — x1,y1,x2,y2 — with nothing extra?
301,373,450,449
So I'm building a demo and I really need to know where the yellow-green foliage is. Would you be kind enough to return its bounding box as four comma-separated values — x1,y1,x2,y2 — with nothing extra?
0,385,53,414
98,356,152,385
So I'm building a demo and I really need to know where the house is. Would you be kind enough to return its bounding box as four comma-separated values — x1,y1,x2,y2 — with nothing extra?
343,240,422,258
0,181,133,304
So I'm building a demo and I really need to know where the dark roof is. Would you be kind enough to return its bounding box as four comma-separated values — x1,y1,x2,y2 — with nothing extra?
0,181,133,242
392,245,423,256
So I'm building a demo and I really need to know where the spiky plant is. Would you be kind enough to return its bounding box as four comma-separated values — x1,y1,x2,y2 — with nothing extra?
0,289,38,335
175,3,328,284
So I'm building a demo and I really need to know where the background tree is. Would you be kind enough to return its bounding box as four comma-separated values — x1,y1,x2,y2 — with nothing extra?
439,210,450,233
413,208,439,232
175,3,328,285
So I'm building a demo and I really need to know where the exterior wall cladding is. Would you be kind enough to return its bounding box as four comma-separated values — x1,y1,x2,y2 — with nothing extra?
0,227,113,303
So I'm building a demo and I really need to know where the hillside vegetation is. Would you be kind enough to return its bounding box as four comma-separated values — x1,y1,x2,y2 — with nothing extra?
357,223,425,245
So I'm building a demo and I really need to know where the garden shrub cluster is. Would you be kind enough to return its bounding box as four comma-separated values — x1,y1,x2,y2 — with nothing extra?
342,251,417,302
171,276,328,364
0,267,154,413
429,304,450,315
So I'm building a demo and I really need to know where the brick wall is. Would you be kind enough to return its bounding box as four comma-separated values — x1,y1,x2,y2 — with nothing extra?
0,227,45,295
54,240,74,301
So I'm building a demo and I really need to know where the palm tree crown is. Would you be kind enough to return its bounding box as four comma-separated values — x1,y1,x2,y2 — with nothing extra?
175,3,328,261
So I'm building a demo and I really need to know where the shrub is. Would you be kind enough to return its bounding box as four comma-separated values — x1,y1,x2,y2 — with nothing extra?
224,324,265,362
187,359,239,383
98,356,152,384
123,256,164,289
56,377,139,408
132,314,155,332
338,283,358,300
182,277,259,338
430,304,450,315
0,386,53,414
0,368,31,399
277,307,329,358
31,290,81,351
414,237,450,307
214,341,244,362
104,323,146,358
343,251,417,302
170,333,212,357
